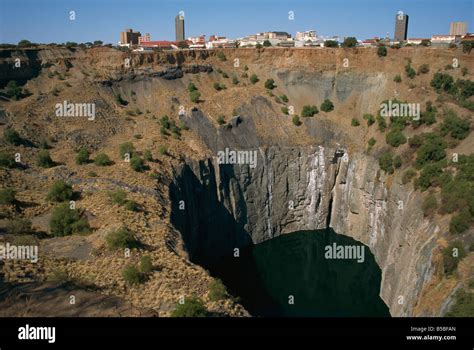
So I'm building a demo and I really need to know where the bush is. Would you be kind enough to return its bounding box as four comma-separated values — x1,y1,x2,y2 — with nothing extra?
213,82,226,91
325,40,339,48
171,297,208,317
264,79,276,90
402,168,417,184
49,203,90,236
47,180,74,202
0,152,16,168
217,51,226,61
4,129,22,145
320,99,334,112
405,64,416,79
5,81,22,100
209,279,228,301
292,115,301,126
249,74,259,84
160,115,171,129
418,64,430,74
446,289,474,317
393,155,402,168
122,264,143,285
422,194,438,216
105,227,138,250
109,190,127,205
430,73,454,93
377,115,387,132
94,153,111,166
342,37,357,48
301,105,318,117
190,90,201,103
140,255,153,273
263,40,272,47
114,93,128,106
119,142,135,158
415,163,443,191
37,150,55,168
449,209,472,234
232,75,239,85
385,129,407,147
377,45,387,57
280,94,289,103
217,115,226,125
393,75,402,83
281,106,289,115
75,148,90,165
6,218,32,235
415,133,446,167
439,110,470,140
158,146,168,156
130,155,147,172
442,241,466,275
124,200,139,212
351,118,360,127
368,137,376,147
363,114,375,126
0,188,17,207
143,150,153,162
408,134,423,148
188,82,197,92
379,152,394,174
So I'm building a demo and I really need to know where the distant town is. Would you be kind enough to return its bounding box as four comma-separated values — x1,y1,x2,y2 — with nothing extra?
116,12,472,52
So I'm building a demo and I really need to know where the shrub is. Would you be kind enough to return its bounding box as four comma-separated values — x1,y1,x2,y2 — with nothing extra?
393,155,402,168
105,227,138,250
363,114,375,126
94,153,112,166
47,180,74,202
49,203,90,236
217,115,226,125
393,75,402,83
405,64,416,79
249,74,259,84
377,115,387,132
143,150,153,162
415,163,443,191
442,241,466,275
130,155,147,172
158,146,168,156
187,82,197,92
109,190,127,205
217,51,226,61
140,255,153,273
0,188,16,205
292,115,301,126
263,40,272,47
190,90,201,103
408,134,424,148
213,82,226,91
415,133,446,167
301,105,318,117
264,79,276,90
402,168,417,184
4,129,22,145
281,106,289,115
6,81,22,100
418,64,430,74
430,73,454,93
209,279,228,301
351,118,360,126
0,152,16,168
280,94,289,103
232,75,239,85
122,264,143,285
243,65,249,71
325,40,339,48
439,111,470,140
124,200,139,212
75,148,90,165
385,129,407,147
6,218,32,235
449,209,472,234
160,115,171,129
379,152,394,174
342,37,357,48
37,150,55,168
446,289,474,317
320,99,334,112
119,142,135,159
114,93,128,106
377,45,387,57
368,137,376,147
171,297,208,317
422,194,438,216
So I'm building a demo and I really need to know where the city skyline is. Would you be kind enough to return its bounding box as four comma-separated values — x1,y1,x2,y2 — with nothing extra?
0,0,472,44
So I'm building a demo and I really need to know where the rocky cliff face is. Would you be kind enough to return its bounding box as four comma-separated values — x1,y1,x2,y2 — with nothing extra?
170,110,440,317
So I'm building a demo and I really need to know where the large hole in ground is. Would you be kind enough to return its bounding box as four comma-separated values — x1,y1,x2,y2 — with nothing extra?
169,161,390,317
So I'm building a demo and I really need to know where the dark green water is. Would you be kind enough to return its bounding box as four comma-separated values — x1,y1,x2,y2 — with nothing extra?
209,229,390,317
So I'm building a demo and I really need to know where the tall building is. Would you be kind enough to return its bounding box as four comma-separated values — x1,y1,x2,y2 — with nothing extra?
450,22,468,36
120,28,141,45
394,13,409,41
175,15,185,42
139,33,151,44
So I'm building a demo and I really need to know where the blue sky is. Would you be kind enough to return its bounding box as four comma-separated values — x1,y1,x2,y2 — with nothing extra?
0,0,472,44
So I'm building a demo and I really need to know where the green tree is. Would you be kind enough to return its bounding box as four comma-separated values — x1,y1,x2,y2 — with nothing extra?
379,152,394,174
325,40,339,48
47,180,74,202
301,105,318,117
342,37,357,48
385,129,407,147
430,73,454,93
263,40,272,47
49,203,90,236
415,133,446,167
320,99,334,112
171,297,208,317
264,79,276,90
75,148,90,165
449,209,472,234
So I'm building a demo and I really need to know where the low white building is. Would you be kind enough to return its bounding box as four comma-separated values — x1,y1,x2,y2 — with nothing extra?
431,35,461,45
